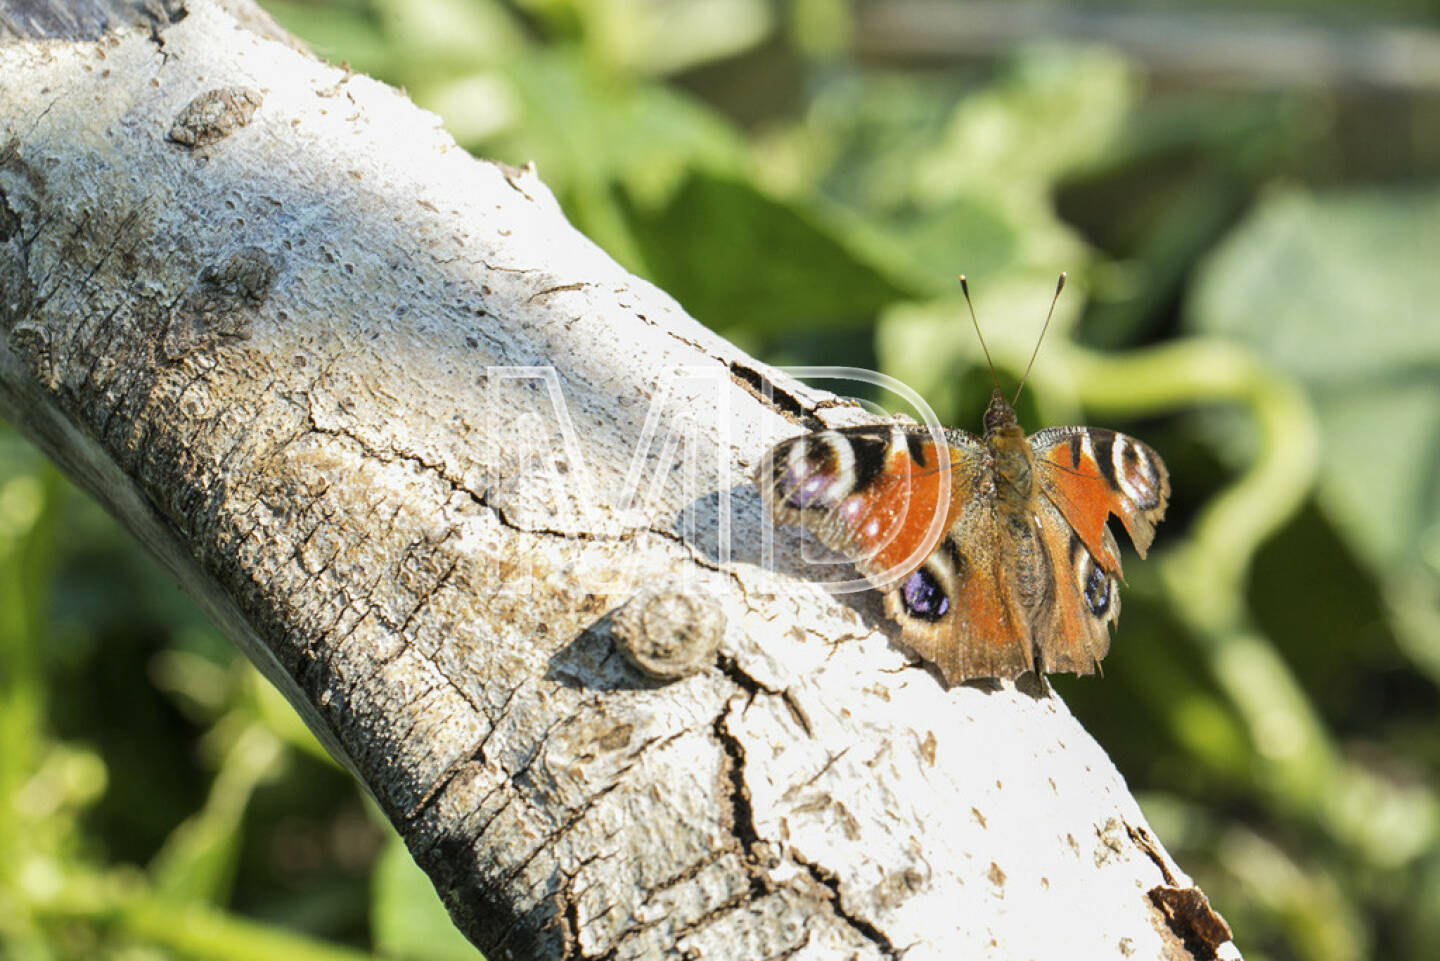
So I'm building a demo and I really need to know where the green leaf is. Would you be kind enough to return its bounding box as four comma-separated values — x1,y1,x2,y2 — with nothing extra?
486,52,747,202
373,0,525,71
1189,185,1440,567
578,0,775,76
878,195,1019,284
623,169,916,333
1188,184,1440,670
774,53,1106,304
463,51,751,270
912,44,1138,206
149,724,285,904
372,833,480,961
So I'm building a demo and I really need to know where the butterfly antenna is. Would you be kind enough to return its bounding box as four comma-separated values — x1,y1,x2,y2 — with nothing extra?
958,274,1002,393
1012,272,1066,405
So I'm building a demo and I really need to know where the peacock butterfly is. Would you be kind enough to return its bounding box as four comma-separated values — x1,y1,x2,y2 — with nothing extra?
754,275,1169,685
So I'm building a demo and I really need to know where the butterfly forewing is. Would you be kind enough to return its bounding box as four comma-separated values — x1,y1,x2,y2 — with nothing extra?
1028,426,1170,571
754,425,971,586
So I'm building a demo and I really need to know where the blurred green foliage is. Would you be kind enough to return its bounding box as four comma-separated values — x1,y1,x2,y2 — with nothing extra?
4,1,1439,959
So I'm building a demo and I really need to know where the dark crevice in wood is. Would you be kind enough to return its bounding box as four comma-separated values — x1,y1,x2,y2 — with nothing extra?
713,701,763,860
794,852,903,960
729,359,822,430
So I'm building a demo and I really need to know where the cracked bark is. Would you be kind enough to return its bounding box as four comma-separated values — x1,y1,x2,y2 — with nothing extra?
0,2,1242,959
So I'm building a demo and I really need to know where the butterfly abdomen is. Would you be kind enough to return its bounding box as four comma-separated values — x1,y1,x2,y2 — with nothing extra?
1008,516,1047,611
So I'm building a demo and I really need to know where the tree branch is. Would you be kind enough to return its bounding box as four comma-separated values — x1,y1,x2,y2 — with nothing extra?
0,2,1238,958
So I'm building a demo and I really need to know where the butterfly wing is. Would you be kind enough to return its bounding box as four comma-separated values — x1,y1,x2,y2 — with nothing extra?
1020,426,1167,676
1028,496,1121,675
754,424,973,588
1028,426,1170,575
882,502,1037,684
756,424,1036,684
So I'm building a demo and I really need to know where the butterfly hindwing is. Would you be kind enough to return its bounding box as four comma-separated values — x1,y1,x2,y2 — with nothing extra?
883,515,1035,684
1029,494,1121,675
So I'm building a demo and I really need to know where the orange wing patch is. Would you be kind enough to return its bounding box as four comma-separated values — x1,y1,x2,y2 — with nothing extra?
844,435,956,585
755,426,970,588
1033,428,1170,575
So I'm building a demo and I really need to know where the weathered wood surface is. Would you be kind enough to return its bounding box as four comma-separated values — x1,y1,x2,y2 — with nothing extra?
0,2,1239,958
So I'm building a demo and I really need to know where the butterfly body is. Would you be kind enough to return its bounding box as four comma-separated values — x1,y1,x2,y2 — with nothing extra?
756,388,1169,686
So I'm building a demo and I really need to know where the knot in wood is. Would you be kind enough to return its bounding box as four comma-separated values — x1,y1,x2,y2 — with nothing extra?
611,584,723,681
163,246,278,361
168,87,263,148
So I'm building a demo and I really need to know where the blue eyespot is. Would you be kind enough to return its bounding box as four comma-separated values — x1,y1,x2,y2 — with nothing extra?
1084,565,1109,616
902,568,949,621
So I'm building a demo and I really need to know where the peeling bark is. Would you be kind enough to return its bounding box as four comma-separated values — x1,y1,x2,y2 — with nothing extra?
0,2,1241,958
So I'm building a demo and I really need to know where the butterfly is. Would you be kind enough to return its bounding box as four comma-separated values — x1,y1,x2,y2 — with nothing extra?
753,275,1169,685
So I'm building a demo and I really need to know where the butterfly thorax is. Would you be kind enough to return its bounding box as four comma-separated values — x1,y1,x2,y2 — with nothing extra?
982,389,1035,509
